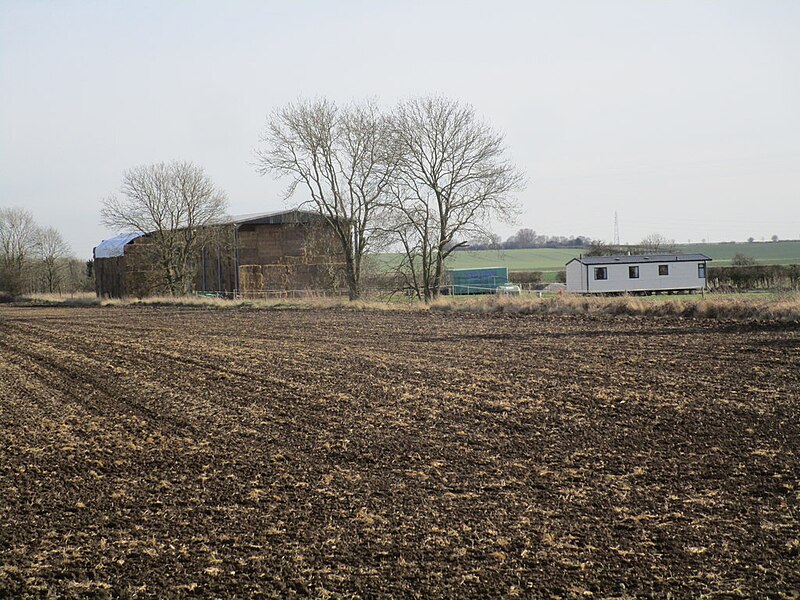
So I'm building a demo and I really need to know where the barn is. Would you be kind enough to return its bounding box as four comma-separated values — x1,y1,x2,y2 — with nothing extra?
565,254,711,294
94,209,345,298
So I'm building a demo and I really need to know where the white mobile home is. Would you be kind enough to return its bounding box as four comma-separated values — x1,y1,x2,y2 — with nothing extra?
565,254,711,294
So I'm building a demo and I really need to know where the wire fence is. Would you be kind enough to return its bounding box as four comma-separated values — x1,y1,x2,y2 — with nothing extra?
195,288,396,300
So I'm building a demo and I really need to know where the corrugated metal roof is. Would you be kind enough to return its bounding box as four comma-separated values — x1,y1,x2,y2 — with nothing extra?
94,233,141,258
216,208,324,226
568,253,711,266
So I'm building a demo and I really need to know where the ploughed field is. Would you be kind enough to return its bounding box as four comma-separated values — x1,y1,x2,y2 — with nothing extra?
0,306,798,598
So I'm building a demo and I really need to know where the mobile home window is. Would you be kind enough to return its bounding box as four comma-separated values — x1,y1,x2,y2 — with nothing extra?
658,264,669,276
628,266,639,279
594,267,607,280
698,262,706,278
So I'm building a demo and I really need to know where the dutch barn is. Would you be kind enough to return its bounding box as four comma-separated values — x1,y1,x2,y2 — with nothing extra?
566,254,711,294
94,209,345,298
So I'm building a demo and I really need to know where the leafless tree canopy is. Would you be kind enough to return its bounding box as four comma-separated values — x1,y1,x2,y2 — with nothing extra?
0,208,86,296
255,96,524,301
637,233,676,254
388,96,524,301
101,161,228,295
36,227,72,293
255,99,395,300
0,207,41,295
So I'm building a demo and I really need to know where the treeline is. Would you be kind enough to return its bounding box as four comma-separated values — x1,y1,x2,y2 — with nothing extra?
709,265,800,291
0,207,94,298
457,228,594,251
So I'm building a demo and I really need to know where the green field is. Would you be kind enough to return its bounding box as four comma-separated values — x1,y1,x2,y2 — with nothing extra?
373,241,800,283
676,241,800,266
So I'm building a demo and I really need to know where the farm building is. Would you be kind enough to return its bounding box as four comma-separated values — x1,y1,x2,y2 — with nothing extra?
94,209,345,298
565,254,711,294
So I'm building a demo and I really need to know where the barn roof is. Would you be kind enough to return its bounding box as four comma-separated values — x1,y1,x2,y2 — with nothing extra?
94,233,142,258
95,209,327,257
217,208,326,226
567,253,711,266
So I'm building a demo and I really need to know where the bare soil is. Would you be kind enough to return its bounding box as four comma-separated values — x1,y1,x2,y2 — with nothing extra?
0,306,798,598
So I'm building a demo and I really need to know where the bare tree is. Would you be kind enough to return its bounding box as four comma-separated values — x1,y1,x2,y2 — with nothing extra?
584,240,618,256
637,233,676,254
387,96,523,302
256,98,396,300
36,227,71,293
61,258,95,294
505,228,539,249
101,161,228,295
731,252,756,266
0,207,41,296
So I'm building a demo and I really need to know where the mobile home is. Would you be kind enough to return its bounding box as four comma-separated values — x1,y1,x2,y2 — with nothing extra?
565,254,711,294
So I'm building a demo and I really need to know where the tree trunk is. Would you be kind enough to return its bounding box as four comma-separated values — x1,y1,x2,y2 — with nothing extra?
344,254,360,300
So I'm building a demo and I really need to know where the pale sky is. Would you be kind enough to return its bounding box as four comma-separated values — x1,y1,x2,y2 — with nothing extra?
2,0,799,259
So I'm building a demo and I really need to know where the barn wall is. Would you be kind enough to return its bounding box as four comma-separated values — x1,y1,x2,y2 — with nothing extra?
239,260,345,295
238,224,301,265
195,226,237,294
195,248,236,293
94,256,127,298
124,238,165,298
235,222,344,295
95,237,165,298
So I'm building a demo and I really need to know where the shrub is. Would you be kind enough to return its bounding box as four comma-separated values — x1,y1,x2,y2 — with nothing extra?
709,264,800,290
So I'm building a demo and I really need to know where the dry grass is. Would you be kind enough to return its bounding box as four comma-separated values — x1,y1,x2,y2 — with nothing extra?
430,292,800,322
26,292,100,306
27,292,421,312
24,291,800,322
106,294,424,311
